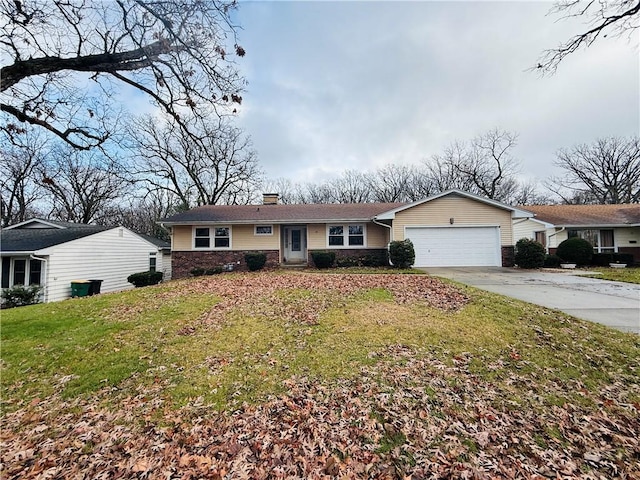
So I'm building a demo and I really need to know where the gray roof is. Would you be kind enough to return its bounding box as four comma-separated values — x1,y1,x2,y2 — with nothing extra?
1,225,109,253
161,202,405,225
138,234,171,250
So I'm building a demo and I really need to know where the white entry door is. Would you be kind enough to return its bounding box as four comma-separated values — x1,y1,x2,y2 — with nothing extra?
284,227,306,262
407,226,501,267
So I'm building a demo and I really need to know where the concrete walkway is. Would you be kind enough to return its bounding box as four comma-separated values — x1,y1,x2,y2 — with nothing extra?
424,267,640,334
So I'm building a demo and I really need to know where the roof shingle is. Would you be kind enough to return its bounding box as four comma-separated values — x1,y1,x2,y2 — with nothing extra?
161,202,406,224
523,204,640,226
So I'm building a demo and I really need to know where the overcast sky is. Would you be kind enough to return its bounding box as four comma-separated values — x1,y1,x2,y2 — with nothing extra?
231,1,639,186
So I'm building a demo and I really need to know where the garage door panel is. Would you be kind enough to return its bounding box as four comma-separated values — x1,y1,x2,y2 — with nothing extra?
406,227,500,267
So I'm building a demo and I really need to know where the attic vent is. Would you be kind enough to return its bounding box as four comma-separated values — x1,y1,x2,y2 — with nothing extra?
263,193,279,205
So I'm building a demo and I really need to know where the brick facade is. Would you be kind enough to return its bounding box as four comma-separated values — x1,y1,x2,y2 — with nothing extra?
501,246,515,267
172,250,280,279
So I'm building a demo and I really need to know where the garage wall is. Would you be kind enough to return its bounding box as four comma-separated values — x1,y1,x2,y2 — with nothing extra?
392,195,513,245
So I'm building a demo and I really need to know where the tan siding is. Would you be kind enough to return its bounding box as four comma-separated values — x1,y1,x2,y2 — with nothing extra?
614,227,640,247
367,222,390,248
39,228,158,302
513,219,537,242
393,196,513,245
307,224,326,249
232,224,280,250
172,225,192,250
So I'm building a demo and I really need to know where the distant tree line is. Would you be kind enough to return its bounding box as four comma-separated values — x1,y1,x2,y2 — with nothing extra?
2,122,638,239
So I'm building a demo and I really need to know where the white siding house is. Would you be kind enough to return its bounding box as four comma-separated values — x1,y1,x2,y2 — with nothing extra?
1,219,170,303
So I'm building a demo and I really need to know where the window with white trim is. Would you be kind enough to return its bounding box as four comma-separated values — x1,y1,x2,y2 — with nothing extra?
568,229,615,253
194,227,211,248
0,257,42,288
327,224,366,247
149,253,157,272
193,226,231,249
255,225,273,236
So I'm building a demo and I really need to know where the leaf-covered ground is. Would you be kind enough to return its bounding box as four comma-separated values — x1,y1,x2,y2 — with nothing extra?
2,272,639,479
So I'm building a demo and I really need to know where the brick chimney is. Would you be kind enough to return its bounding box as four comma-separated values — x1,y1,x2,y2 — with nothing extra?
262,193,279,205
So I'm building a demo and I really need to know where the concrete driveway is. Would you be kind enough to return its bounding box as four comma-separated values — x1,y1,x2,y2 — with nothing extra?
424,267,640,334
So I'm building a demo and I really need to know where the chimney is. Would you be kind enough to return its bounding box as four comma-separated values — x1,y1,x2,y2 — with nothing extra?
262,193,279,205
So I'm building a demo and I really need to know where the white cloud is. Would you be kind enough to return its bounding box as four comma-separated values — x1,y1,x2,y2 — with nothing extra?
235,1,639,185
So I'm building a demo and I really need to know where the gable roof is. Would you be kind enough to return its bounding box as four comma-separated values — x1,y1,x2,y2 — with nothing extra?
4,218,100,230
523,204,640,227
161,202,405,225
374,190,534,220
1,225,110,253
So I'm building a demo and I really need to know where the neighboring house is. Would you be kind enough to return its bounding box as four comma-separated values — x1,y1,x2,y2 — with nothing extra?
161,190,533,277
1,219,171,303
513,204,640,263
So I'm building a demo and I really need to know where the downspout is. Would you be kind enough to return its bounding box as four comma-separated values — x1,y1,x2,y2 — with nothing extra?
30,254,48,303
547,227,566,253
373,217,394,266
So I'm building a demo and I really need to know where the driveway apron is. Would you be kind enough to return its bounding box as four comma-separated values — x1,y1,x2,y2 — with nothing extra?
425,267,640,334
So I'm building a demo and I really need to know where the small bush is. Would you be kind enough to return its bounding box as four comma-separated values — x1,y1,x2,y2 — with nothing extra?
204,267,223,275
127,271,163,287
244,252,267,271
389,239,415,269
1,284,43,308
543,254,562,268
190,267,205,277
311,251,336,269
514,238,545,269
556,237,593,266
335,252,388,268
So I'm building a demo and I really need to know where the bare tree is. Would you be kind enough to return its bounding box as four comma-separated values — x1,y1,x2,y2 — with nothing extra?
547,136,640,204
131,114,262,207
367,164,427,203
325,170,372,204
97,190,182,241
423,129,521,202
38,146,129,223
1,0,245,149
536,1,640,73
0,128,47,226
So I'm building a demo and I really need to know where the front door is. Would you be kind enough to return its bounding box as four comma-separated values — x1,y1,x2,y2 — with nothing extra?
284,227,306,263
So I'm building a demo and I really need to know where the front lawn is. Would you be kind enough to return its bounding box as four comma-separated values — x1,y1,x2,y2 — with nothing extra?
585,266,640,284
1,271,639,479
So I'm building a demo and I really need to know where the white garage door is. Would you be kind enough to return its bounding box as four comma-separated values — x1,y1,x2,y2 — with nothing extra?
406,226,501,267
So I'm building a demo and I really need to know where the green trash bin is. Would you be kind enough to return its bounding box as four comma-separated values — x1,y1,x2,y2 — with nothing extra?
71,280,91,297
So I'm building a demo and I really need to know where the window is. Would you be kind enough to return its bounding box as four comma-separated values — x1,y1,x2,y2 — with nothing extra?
194,226,231,249
328,226,344,246
29,259,42,285
13,259,26,285
568,229,615,253
534,231,546,248
214,227,230,248
349,225,364,246
255,225,273,236
0,258,43,289
149,254,157,272
327,224,366,247
194,227,210,248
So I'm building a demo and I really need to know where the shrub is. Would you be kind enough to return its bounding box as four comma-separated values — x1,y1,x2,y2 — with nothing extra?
127,271,163,287
543,254,562,268
514,238,545,269
556,237,593,266
311,251,336,269
389,239,415,269
190,267,205,276
1,284,43,308
204,266,223,275
244,252,267,271
335,252,388,268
